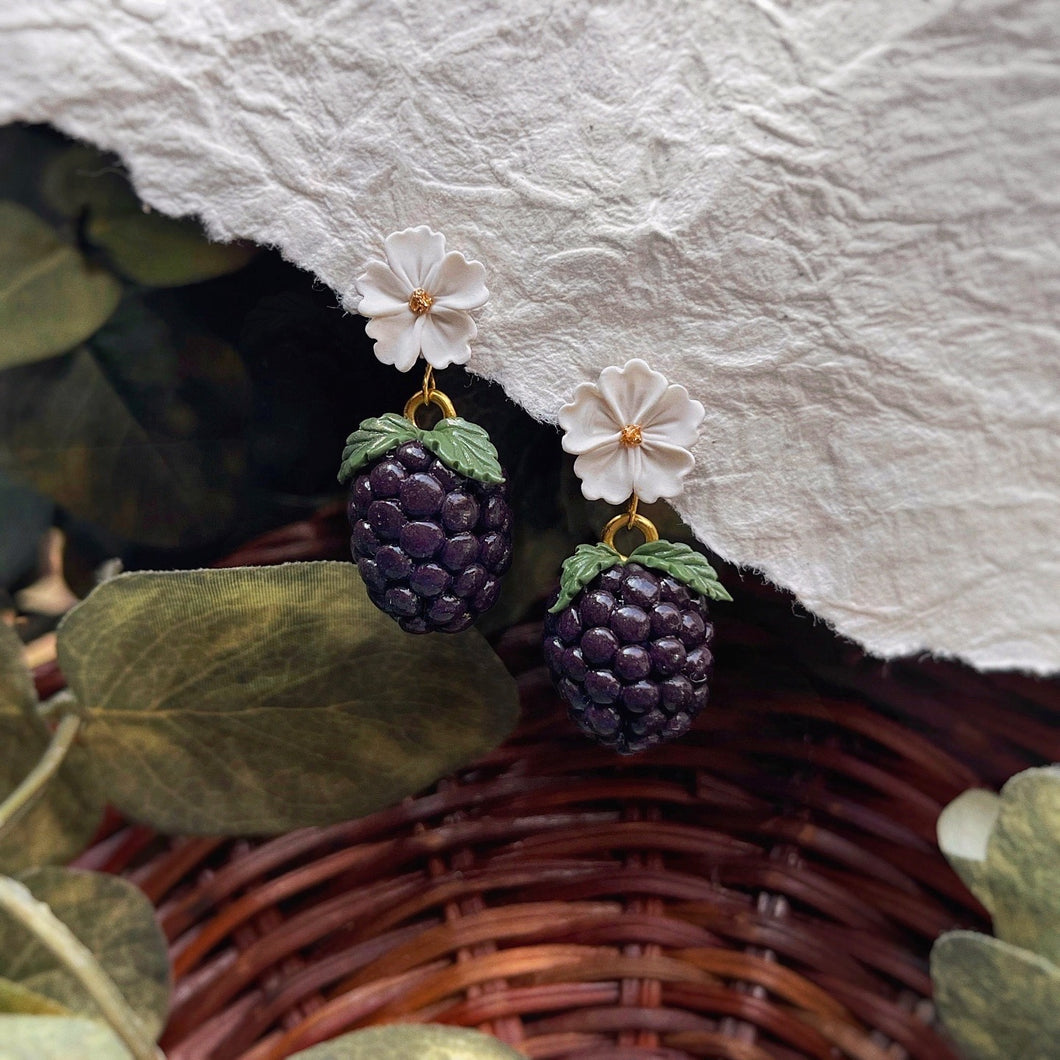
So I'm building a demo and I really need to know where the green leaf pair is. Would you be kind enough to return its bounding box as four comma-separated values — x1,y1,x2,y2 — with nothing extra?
932,767,1060,1059
0,866,170,1059
550,538,731,613
338,413,505,487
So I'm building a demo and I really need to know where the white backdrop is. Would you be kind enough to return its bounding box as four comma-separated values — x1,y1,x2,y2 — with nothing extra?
2,0,1057,672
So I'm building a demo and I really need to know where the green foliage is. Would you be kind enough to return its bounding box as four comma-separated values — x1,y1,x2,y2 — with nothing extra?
931,933,1060,1060
627,540,732,602
932,767,1060,1059
0,201,121,368
0,347,240,549
0,868,169,1039
288,1024,527,1059
0,625,101,871
57,562,519,834
43,145,256,287
338,414,504,485
0,1015,134,1059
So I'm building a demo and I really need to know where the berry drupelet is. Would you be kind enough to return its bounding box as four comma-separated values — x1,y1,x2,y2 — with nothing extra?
544,561,714,754
348,440,512,633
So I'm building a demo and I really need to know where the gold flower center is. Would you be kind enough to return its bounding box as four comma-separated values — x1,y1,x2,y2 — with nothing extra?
408,288,434,314
619,423,643,447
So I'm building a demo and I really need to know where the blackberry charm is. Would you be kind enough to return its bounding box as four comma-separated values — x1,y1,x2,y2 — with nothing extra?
338,226,512,633
544,359,731,753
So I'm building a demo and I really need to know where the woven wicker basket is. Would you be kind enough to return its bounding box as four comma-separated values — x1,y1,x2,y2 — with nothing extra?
55,509,1058,1060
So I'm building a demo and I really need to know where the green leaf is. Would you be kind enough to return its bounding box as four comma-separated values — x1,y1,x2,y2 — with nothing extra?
423,417,505,485
0,867,169,1039
288,1024,527,1059
627,540,732,602
338,413,421,484
57,562,520,834
937,787,1001,913
0,201,121,368
0,1015,133,1059
0,348,239,548
549,543,624,613
0,977,70,1016
87,212,257,288
42,144,255,288
983,767,1060,963
932,931,1060,1060
0,625,101,872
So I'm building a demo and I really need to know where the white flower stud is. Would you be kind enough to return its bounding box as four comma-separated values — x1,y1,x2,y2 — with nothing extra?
356,225,489,372
558,358,706,505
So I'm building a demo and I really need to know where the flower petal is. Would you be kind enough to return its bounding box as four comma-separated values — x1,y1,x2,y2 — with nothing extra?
641,384,706,449
558,385,621,454
573,440,637,505
597,358,670,426
428,251,489,311
383,226,446,290
419,306,476,369
633,440,696,503
356,260,412,318
365,312,424,372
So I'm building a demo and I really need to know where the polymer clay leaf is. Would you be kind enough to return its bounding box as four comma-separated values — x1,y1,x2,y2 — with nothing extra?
0,201,121,368
288,1024,527,1059
0,1015,133,1059
550,542,623,613
338,413,421,483
0,624,101,872
57,562,519,833
43,144,255,287
937,787,1001,914
628,540,732,602
985,767,1060,963
423,417,505,485
0,868,169,1038
932,931,1060,1060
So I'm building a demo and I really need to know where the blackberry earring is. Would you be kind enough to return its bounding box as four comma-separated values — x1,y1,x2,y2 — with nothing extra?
338,227,512,633
544,359,731,753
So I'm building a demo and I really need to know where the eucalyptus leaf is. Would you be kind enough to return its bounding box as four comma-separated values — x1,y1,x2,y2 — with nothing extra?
0,977,70,1016
985,767,1060,963
549,542,623,613
0,1015,132,1060
85,212,257,288
423,418,505,485
0,475,52,591
627,540,732,602
288,1024,527,1059
937,787,1001,913
0,201,121,368
0,867,170,1039
57,562,519,834
0,348,237,548
932,931,1060,1060
42,144,255,287
338,413,420,484
0,624,101,871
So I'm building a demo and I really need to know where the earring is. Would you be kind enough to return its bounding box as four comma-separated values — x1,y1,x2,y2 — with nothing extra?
544,358,731,753
338,226,512,633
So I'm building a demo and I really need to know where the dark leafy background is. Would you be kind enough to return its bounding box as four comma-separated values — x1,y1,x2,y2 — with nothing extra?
0,123,625,623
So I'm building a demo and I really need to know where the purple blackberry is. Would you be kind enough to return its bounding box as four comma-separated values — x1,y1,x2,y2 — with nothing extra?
545,543,729,754
346,440,511,633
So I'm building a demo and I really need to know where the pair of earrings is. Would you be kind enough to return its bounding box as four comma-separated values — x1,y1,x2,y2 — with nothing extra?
338,227,730,753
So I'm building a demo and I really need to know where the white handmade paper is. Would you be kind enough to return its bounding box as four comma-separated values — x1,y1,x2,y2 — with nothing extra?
1,0,1057,672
